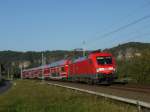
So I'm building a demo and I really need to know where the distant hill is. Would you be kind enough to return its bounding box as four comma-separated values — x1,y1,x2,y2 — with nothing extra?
0,50,70,68
104,42,150,60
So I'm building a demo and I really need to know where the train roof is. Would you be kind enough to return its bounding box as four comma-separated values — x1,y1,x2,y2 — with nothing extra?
23,59,69,72
23,66,42,72
23,65,48,72
47,59,68,67
71,52,113,63
73,57,87,63
89,52,112,57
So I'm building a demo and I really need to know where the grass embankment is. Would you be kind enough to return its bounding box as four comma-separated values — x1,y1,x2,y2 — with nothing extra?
0,80,137,112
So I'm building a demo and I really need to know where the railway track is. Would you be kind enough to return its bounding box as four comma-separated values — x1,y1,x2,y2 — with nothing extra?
108,85,150,94
48,80,150,94
47,80,150,102
47,80,150,111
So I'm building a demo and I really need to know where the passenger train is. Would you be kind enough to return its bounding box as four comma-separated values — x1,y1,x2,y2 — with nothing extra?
22,51,116,84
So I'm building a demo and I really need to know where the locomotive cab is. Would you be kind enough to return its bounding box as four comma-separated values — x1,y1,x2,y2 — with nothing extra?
89,52,116,83
96,56,116,74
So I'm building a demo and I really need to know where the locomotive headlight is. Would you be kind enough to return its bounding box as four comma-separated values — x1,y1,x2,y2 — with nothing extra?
108,67,114,70
96,68,104,72
108,67,116,71
97,67,115,72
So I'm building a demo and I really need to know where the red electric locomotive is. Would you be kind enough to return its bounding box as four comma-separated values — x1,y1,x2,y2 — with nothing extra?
68,51,116,84
22,51,116,84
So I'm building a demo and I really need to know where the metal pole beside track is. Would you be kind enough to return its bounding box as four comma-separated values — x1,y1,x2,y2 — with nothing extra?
83,41,86,57
42,52,45,81
0,64,2,81
47,82,150,111
42,53,44,80
7,68,9,80
20,65,23,80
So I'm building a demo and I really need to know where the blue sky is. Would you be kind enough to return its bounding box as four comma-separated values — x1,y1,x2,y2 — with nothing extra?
0,0,150,51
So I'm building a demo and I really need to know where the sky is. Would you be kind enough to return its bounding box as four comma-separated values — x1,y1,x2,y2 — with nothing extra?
0,0,150,51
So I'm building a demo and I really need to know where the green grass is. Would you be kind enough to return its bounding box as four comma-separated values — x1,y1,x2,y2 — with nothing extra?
0,80,137,112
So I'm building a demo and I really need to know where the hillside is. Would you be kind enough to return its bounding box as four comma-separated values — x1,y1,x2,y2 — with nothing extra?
0,50,69,68
105,42,150,60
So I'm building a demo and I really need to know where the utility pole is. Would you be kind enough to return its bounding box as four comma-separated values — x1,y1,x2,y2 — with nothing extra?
20,65,23,80
83,41,86,57
42,53,44,81
0,64,2,81
10,67,13,80
7,68,10,80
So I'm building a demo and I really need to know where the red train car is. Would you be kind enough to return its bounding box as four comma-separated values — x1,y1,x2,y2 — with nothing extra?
48,59,70,80
22,66,42,79
22,59,70,80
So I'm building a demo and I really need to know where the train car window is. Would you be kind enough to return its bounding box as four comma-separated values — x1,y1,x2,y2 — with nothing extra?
61,67,65,72
97,57,112,65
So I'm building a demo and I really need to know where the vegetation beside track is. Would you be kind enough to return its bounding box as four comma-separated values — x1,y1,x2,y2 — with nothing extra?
116,51,150,84
0,80,137,112
107,42,150,84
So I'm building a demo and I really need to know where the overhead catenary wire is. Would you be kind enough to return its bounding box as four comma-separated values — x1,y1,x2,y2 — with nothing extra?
85,23,150,50
90,23,150,50
90,1,150,40
77,2,150,50
107,31,150,49
70,2,150,51
86,14,150,46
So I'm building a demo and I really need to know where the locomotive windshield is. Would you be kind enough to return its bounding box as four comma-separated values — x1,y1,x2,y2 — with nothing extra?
96,56,112,65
